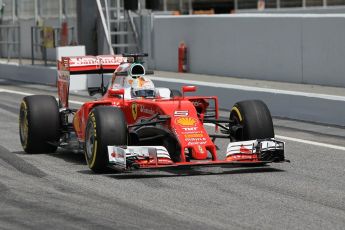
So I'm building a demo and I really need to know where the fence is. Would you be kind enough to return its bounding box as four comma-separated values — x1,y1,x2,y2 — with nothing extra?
1,0,76,21
31,25,75,65
0,24,21,63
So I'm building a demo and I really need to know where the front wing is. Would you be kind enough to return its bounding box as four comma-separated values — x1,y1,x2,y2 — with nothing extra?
107,139,286,170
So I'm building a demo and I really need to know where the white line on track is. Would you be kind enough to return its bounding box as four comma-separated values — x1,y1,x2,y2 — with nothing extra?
205,123,345,152
69,100,83,105
0,88,32,96
275,135,345,151
1,87,344,151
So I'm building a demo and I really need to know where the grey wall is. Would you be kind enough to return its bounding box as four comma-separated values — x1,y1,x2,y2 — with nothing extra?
0,63,112,88
139,14,155,69
0,63,57,85
150,15,345,87
152,78,345,127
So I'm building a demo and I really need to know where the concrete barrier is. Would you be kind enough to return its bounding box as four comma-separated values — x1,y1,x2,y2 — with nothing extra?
0,63,57,85
151,76,345,127
0,61,113,89
150,14,345,87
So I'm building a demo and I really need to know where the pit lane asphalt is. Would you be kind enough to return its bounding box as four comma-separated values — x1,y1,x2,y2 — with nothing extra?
0,82,345,230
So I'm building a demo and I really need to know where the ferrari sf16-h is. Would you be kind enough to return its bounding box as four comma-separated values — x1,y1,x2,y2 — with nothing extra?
19,54,286,173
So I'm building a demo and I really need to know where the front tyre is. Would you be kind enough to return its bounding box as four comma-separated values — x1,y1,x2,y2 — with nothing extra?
230,100,274,141
19,95,60,153
84,106,128,173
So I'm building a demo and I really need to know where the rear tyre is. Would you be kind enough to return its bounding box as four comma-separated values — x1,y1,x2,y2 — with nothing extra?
19,95,60,153
230,100,274,141
84,106,128,173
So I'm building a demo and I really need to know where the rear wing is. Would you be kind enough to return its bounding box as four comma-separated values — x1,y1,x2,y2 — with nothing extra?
57,55,127,74
57,55,127,108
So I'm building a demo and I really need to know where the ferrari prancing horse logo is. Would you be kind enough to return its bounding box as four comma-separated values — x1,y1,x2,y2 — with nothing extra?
131,103,138,120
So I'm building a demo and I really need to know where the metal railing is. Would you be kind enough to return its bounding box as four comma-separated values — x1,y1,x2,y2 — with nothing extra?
97,0,140,54
0,24,21,64
96,0,113,54
234,0,345,10
31,26,75,66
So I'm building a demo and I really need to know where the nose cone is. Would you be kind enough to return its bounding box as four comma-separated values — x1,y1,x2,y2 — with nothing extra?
191,145,208,160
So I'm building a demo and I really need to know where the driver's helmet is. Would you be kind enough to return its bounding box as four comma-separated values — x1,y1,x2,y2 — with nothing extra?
131,76,155,98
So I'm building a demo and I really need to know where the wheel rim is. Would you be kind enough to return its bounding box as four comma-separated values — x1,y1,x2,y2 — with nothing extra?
85,121,96,159
231,113,241,125
19,102,29,148
230,110,241,126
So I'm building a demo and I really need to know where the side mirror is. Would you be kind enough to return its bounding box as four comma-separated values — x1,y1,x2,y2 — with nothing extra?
182,85,197,97
88,87,103,96
108,88,125,97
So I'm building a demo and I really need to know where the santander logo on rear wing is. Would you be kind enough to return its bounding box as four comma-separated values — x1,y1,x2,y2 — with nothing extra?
58,55,127,74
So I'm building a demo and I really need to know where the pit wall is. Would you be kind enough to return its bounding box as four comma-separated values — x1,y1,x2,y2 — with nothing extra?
148,14,345,87
0,63,57,85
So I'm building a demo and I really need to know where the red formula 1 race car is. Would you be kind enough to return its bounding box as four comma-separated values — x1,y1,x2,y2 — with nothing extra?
19,54,286,173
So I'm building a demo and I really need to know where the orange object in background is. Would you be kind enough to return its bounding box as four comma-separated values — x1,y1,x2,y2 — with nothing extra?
178,42,188,73
193,9,215,15
172,11,181,16
257,0,265,10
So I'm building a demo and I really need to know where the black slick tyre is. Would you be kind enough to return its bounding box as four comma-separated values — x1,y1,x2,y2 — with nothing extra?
19,95,60,153
230,100,274,141
84,106,128,173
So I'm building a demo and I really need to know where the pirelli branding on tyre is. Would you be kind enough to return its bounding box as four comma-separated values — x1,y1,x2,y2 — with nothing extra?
85,113,96,168
19,101,28,149
231,106,243,122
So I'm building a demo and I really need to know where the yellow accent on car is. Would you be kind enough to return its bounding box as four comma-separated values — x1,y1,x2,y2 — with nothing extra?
20,101,28,148
231,106,243,122
90,140,98,168
89,114,98,168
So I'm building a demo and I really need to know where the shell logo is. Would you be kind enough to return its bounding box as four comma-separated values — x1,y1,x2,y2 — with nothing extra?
175,117,198,126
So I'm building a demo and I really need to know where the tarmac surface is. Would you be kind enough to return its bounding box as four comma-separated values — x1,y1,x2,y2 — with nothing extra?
0,81,344,229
